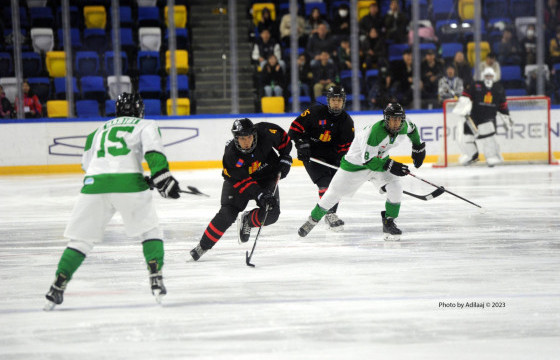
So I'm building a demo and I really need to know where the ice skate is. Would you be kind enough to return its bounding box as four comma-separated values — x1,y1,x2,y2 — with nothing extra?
189,243,207,261
381,211,402,241
148,260,166,304
44,273,68,311
458,152,479,166
237,211,252,244
324,212,344,232
486,154,503,167
298,216,319,237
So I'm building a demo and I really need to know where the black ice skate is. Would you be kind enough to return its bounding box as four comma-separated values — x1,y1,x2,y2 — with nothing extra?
148,260,166,304
237,211,252,244
44,273,68,311
381,211,402,241
298,216,319,237
189,243,207,261
324,212,344,232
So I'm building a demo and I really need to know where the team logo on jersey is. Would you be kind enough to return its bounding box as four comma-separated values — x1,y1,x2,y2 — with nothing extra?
269,129,277,134
235,159,244,167
248,161,262,174
319,119,327,126
484,91,493,104
319,130,331,142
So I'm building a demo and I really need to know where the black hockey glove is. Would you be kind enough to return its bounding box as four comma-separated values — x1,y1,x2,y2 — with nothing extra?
411,142,426,168
295,140,311,162
152,169,180,199
383,159,409,177
276,155,292,179
257,190,278,210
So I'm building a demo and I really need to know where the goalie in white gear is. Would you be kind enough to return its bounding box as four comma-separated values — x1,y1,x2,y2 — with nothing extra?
452,67,512,167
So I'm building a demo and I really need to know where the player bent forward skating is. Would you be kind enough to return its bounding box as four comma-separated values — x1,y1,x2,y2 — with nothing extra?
298,102,426,241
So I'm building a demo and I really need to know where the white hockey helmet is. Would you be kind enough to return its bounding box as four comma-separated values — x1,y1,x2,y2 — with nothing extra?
482,67,496,88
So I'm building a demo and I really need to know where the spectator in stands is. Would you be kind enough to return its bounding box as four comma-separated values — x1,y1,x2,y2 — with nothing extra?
330,3,350,42
360,27,386,70
0,85,13,118
520,24,537,67
305,7,329,38
421,49,444,109
549,25,560,64
367,63,391,110
359,3,383,42
545,0,560,39
384,0,408,44
438,64,464,106
252,29,285,71
526,65,556,96
478,52,501,82
336,38,352,71
297,53,313,98
388,49,414,107
261,54,285,97
306,23,334,66
279,9,306,47
497,28,522,65
311,51,338,99
15,80,42,118
257,7,280,42
452,51,472,87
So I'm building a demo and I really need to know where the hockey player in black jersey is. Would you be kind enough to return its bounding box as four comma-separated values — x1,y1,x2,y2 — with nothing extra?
452,67,513,166
189,118,292,261
288,85,355,231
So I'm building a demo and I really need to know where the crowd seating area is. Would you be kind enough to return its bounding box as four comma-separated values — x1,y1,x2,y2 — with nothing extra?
248,0,560,113
0,0,192,118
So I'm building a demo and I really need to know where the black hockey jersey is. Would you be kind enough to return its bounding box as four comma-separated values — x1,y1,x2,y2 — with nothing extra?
222,122,292,197
462,81,509,123
288,104,355,162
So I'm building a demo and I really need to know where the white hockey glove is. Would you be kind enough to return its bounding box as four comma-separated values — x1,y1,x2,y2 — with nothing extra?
498,113,513,131
452,96,472,116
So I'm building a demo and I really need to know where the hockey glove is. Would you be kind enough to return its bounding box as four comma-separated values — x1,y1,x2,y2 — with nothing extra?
295,140,311,162
257,191,278,210
152,169,180,199
499,113,514,131
383,159,409,177
411,142,426,168
276,155,292,179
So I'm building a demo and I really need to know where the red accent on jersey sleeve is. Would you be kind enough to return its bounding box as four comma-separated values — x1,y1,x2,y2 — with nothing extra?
290,121,305,133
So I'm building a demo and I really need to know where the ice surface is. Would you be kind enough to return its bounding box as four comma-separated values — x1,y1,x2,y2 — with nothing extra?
0,165,559,359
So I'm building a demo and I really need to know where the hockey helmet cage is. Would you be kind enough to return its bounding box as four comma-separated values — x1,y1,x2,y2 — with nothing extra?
326,85,346,115
232,118,258,154
116,92,145,118
482,67,496,88
383,102,406,135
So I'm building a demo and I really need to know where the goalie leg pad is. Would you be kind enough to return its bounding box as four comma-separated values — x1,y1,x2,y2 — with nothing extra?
458,134,479,165
477,121,496,138
478,135,503,166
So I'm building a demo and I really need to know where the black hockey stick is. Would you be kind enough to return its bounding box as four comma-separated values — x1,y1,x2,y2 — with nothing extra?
407,172,483,209
309,157,443,201
246,172,282,267
145,176,209,197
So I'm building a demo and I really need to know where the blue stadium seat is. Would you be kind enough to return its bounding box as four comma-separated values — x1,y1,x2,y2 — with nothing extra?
288,96,312,111
345,94,366,109
75,51,101,77
111,28,136,54
420,43,437,57
440,42,463,62
166,75,189,97
54,77,79,99
505,88,528,96
56,6,80,28
500,65,524,89
80,76,106,100
339,70,364,93
22,52,43,77
315,95,327,105
27,77,51,104
29,7,54,28
109,6,133,28
165,28,190,50
388,43,410,62
365,69,379,92
138,7,161,27
0,52,14,77
104,51,128,76
484,0,508,20
432,0,457,20
137,51,161,74
510,0,535,18
57,28,83,50
305,2,327,16
83,29,108,53
2,7,29,29
138,75,162,99
105,99,116,117
76,100,101,118
144,99,162,116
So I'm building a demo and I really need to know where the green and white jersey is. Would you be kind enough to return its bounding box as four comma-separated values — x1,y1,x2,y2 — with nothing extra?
80,117,169,194
341,118,421,172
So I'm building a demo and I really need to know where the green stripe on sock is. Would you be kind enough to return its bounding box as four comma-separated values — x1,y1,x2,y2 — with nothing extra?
142,239,164,270
56,248,86,280
385,201,401,219
311,204,328,221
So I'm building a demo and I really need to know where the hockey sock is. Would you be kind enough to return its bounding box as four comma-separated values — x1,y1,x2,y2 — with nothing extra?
310,204,329,221
55,247,86,280
385,201,401,219
142,239,164,270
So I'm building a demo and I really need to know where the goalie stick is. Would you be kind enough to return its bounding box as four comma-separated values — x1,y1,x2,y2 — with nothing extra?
309,157,444,201
246,172,281,268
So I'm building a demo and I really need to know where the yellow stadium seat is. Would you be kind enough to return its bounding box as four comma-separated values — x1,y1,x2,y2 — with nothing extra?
467,41,490,67
164,5,187,28
358,1,377,21
45,51,66,77
261,96,285,113
167,98,190,115
458,0,474,20
47,100,69,118
252,3,276,26
83,6,107,29
165,50,189,74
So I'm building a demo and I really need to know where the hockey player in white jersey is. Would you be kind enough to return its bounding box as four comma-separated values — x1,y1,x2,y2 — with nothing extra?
44,92,180,310
298,102,425,241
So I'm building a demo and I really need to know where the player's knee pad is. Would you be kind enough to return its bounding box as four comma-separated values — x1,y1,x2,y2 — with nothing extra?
385,181,403,204
66,239,94,256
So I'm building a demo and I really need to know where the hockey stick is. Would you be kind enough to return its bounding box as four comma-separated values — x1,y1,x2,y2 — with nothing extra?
145,176,210,197
309,157,443,201
246,172,282,267
407,172,483,209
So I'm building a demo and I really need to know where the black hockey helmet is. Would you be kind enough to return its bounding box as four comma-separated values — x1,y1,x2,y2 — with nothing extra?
231,118,258,154
383,102,405,135
116,92,145,118
326,85,346,115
